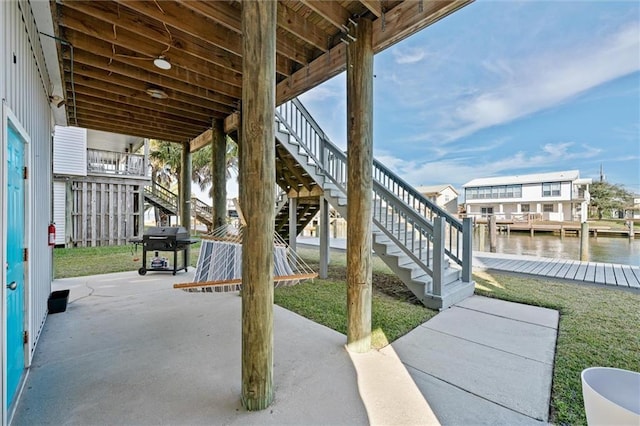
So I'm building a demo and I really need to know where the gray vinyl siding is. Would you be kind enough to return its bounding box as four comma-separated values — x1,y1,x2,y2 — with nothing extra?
2,0,53,361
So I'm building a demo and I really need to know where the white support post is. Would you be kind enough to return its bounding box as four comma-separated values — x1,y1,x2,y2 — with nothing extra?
319,196,329,279
462,218,472,283
288,197,297,250
433,216,445,297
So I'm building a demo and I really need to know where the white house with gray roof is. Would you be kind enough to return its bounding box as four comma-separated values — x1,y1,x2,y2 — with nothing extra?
414,184,459,214
462,170,591,222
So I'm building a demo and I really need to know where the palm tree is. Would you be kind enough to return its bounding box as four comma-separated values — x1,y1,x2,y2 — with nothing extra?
147,138,238,227
192,136,238,197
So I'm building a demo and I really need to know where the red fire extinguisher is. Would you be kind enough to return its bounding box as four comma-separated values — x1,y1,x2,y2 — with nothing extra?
48,223,56,247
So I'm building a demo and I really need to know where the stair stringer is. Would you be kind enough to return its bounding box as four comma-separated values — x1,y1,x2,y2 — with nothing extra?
276,128,471,308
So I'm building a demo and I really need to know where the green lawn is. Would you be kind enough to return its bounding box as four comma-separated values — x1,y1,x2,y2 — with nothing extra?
53,244,640,425
53,242,202,278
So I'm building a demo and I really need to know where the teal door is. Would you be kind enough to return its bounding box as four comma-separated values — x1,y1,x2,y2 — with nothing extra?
6,123,26,408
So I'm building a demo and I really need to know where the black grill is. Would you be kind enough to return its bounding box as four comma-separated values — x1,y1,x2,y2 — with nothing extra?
132,227,198,275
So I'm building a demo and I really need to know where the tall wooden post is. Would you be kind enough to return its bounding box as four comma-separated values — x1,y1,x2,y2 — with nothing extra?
240,0,276,411
211,118,227,230
346,17,373,353
488,215,497,253
580,222,589,261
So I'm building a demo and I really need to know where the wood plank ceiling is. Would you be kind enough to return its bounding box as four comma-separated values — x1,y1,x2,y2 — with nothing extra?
51,0,472,143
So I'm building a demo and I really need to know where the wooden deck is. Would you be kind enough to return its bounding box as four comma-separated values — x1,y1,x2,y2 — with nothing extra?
473,252,640,289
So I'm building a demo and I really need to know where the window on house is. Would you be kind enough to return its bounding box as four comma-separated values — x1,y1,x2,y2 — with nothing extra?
512,185,522,198
466,185,522,199
543,204,554,213
444,195,450,202
542,182,561,197
481,207,494,217
521,204,530,213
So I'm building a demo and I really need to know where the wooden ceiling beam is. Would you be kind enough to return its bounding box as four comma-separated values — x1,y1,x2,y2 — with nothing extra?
73,102,207,133
359,1,383,18
300,1,351,31
66,65,235,112
277,4,330,52
62,28,248,86
62,44,242,96
72,109,203,135
189,129,213,153
66,81,222,120
276,42,347,104
58,3,249,77
115,0,308,69
74,95,210,127
66,49,242,102
373,0,472,53
72,117,194,142
277,0,472,104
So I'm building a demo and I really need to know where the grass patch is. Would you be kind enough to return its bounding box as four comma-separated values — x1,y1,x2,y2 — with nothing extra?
474,270,640,425
588,219,639,230
275,247,435,349
54,242,202,278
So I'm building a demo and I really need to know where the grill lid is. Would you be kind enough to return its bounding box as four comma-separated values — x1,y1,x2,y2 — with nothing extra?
144,226,189,239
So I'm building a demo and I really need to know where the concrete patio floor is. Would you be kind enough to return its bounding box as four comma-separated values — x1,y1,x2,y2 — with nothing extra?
12,269,558,425
11,271,437,425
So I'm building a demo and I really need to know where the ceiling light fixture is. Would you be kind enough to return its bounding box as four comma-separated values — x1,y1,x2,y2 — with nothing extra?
153,56,171,70
146,87,169,99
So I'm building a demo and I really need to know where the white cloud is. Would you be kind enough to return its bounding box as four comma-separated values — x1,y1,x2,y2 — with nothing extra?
414,20,640,143
392,47,426,64
375,142,603,188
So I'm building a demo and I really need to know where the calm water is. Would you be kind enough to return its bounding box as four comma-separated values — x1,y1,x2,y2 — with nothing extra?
473,232,640,266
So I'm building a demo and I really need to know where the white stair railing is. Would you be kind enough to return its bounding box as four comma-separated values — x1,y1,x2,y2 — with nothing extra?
275,98,473,292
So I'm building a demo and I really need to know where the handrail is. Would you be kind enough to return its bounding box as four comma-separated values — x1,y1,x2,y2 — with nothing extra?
87,148,147,178
144,181,215,225
145,182,178,212
275,99,471,279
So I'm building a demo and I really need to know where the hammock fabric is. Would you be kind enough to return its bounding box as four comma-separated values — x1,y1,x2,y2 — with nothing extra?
173,224,316,292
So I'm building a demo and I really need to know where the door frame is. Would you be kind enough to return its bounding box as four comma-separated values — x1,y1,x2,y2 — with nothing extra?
2,102,32,424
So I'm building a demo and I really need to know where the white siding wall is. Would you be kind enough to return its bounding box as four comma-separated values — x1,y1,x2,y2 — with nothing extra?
2,0,53,369
53,126,87,176
53,181,66,245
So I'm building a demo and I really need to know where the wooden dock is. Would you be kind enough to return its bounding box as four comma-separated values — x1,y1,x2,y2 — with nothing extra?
473,252,640,289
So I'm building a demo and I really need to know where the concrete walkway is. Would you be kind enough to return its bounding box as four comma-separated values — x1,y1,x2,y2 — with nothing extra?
393,296,558,424
12,270,558,425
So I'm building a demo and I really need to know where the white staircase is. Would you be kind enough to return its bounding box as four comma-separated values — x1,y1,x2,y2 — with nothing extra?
274,99,474,310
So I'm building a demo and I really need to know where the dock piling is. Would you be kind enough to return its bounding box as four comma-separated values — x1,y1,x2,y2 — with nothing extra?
580,222,589,261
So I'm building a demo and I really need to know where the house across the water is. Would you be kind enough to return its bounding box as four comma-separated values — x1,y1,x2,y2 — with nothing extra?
462,170,592,222
414,184,459,215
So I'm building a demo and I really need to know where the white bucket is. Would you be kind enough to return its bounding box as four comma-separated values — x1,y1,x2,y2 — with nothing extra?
581,367,640,425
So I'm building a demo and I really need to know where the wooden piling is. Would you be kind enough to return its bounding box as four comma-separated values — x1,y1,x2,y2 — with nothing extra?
580,222,589,261
478,224,486,251
211,118,227,230
488,215,497,253
346,17,373,354
240,0,276,411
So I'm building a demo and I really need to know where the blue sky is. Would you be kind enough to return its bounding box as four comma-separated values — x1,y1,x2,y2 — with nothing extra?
299,0,640,195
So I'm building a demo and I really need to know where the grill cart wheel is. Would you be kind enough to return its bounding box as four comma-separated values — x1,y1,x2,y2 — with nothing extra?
138,267,147,276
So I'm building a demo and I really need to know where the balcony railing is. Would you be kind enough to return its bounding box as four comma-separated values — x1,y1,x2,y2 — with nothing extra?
87,148,148,178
